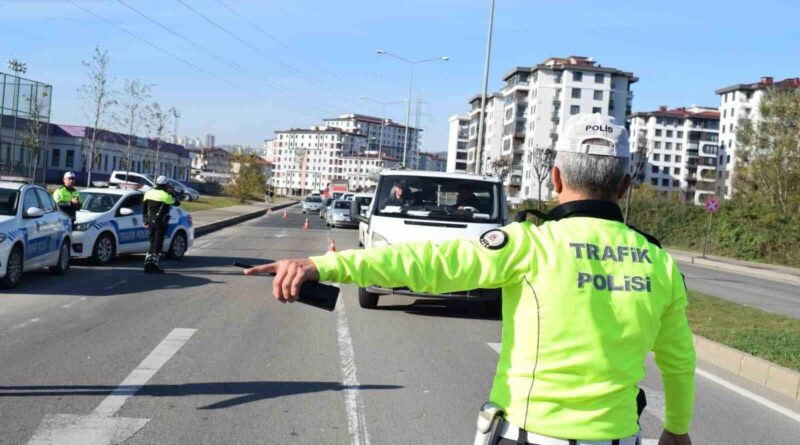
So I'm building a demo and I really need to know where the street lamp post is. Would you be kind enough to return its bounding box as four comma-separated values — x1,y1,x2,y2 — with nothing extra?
475,0,496,175
376,50,448,167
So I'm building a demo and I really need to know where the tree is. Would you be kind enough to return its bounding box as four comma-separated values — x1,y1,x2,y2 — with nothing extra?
624,131,650,222
144,102,172,177
115,79,151,182
20,89,50,184
736,88,800,214
78,46,116,187
226,153,266,203
528,146,556,210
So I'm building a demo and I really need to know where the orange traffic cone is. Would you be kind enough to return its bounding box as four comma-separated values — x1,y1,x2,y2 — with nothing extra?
303,217,310,230
282,209,288,219
329,239,336,252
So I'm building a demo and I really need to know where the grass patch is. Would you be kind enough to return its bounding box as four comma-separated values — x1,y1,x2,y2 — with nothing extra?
181,195,253,212
687,290,800,372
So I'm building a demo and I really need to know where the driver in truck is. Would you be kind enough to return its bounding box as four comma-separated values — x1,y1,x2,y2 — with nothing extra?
454,184,480,210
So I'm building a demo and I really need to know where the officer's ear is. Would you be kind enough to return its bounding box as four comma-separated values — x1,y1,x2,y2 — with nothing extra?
551,166,563,194
618,174,632,199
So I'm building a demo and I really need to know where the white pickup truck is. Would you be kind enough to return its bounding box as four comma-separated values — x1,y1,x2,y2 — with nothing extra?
352,170,508,312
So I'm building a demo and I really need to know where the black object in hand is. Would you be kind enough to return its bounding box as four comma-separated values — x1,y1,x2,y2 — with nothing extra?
234,261,339,311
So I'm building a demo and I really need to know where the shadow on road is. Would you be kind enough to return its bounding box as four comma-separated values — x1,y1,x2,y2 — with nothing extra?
378,299,499,321
0,381,402,409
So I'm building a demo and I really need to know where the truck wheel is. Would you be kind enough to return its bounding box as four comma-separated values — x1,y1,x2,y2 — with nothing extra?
358,287,379,309
49,240,70,275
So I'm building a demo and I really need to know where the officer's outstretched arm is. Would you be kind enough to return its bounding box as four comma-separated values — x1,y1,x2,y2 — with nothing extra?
652,262,696,436
310,223,533,294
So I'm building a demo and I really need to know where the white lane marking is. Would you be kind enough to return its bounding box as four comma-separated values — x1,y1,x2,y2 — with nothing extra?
696,367,800,424
10,318,40,330
487,342,501,354
642,440,658,445
197,241,216,249
62,297,88,308
275,230,288,238
104,280,127,291
335,289,370,445
93,328,197,417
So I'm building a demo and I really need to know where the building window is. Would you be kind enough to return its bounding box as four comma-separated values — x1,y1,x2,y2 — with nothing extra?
661,178,669,186
555,72,563,83
571,88,581,99
592,107,601,114
653,154,660,161
593,90,603,101
677,131,684,139
665,155,672,162
666,130,673,138
665,142,672,150
673,167,680,174
573,71,582,81
655,129,662,136
662,167,669,174
651,178,658,186
65,150,74,168
570,105,580,115
651,165,659,173
51,149,60,167
675,155,682,163
654,141,661,149
673,179,680,187
595,73,604,83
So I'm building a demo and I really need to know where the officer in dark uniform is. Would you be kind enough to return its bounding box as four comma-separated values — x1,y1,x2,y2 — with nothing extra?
143,175,180,274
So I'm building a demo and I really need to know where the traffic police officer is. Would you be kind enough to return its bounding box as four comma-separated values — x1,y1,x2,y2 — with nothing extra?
244,114,696,445
143,175,179,274
53,171,81,223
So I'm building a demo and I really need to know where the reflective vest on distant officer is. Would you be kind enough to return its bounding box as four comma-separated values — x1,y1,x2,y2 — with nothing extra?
53,185,81,220
310,200,696,441
143,188,176,226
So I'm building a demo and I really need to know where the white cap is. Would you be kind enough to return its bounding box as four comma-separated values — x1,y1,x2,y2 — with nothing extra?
156,175,168,185
63,171,76,179
555,113,630,158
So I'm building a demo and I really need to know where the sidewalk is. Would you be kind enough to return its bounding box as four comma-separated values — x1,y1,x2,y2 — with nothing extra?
189,198,296,236
668,247,800,286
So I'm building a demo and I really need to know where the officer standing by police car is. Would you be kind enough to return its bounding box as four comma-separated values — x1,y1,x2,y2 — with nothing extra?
143,175,179,274
244,114,695,445
53,171,81,223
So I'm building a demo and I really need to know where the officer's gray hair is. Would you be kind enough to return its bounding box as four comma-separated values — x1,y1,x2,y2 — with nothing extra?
554,151,630,200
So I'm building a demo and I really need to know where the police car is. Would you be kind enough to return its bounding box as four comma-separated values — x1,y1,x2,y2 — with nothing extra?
0,181,72,288
71,188,194,264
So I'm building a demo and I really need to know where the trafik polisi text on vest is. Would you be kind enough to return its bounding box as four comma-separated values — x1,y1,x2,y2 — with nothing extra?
569,242,652,293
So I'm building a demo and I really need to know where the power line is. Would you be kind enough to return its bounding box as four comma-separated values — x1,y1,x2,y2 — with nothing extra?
173,0,373,114
113,0,341,117
65,0,321,121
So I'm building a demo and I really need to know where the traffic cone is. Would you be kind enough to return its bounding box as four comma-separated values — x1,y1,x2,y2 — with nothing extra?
303,217,310,230
282,209,288,219
329,239,336,252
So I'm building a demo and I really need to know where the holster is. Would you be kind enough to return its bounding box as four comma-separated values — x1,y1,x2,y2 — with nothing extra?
473,402,504,445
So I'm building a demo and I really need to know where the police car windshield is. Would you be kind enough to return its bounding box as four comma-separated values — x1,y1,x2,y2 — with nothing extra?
375,176,500,223
80,192,122,213
0,188,19,216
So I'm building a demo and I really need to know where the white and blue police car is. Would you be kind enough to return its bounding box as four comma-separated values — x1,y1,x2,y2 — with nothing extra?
0,181,72,288
71,188,194,264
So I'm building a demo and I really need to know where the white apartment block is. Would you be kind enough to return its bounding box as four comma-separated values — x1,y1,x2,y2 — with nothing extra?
520,56,636,200
446,114,469,173
271,126,369,195
323,113,421,167
498,67,530,202
341,152,400,192
466,93,504,174
715,76,800,199
629,106,720,205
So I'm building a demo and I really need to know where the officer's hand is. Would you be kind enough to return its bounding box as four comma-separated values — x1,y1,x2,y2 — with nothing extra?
658,430,691,445
243,259,319,303
71,198,79,204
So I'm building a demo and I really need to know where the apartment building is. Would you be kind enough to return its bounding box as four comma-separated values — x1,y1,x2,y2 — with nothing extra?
446,114,470,173
323,113,421,167
466,93,504,174
715,76,800,198
630,106,720,205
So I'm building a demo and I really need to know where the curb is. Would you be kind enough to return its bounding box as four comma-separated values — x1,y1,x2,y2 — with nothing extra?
694,335,800,402
671,252,800,286
194,201,297,237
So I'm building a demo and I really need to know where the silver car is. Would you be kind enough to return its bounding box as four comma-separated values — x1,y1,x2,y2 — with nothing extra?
326,200,356,228
302,196,324,213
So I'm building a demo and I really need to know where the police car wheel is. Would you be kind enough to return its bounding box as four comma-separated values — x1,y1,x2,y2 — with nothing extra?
167,231,187,260
91,233,116,265
49,241,70,275
1,245,24,289
358,287,379,309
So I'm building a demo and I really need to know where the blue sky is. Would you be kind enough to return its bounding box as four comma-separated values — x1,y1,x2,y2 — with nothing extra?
2,0,799,151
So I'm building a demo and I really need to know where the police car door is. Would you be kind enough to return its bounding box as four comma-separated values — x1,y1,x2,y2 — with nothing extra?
34,188,64,266
19,189,53,268
115,194,148,254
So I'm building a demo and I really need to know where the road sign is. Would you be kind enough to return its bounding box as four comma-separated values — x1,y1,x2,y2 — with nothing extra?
705,197,719,213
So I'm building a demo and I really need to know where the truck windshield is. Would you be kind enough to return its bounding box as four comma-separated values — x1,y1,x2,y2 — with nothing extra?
374,175,500,223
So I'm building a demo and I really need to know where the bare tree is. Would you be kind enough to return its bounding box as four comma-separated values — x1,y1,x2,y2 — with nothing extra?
624,131,650,223
20,89,50,184
144,102,172,177
78,46,116,187
115,79,151,181
528,146,556,210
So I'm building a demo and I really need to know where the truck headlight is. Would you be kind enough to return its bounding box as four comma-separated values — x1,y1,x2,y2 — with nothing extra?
73,223,91,231
371,232,389,248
